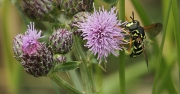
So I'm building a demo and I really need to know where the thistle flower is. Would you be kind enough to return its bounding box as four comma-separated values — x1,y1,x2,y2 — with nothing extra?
22,22,44,55
77,6,126,63
48,29,73,54
13,22,54,77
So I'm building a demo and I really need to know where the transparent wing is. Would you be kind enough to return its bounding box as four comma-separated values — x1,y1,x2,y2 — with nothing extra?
143,23,163,37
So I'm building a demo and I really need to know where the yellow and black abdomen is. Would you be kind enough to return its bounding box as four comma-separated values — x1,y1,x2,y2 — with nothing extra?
130,40,143,58
129,25,146,58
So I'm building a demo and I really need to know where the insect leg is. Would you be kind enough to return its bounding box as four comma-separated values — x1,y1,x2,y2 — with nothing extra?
128,37,132,54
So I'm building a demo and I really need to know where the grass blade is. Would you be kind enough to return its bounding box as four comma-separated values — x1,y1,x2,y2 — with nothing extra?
171,0,180,93
152,0,172,94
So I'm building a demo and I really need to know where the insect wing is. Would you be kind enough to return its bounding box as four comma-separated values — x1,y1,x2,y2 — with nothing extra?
139,39,149,69
143,23,163,37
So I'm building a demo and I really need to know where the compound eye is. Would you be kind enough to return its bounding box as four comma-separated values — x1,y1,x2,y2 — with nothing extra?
134,20,139,25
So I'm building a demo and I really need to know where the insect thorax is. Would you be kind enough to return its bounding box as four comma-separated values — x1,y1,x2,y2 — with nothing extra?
125,20,146,40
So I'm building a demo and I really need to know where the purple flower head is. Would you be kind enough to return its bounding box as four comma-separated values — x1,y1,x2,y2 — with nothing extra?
78,5,126,63
22,22,44,55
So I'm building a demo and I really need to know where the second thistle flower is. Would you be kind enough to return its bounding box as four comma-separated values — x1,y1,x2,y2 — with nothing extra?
77,6,126,63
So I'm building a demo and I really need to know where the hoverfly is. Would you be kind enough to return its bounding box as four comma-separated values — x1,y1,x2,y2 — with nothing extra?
122,12,163,68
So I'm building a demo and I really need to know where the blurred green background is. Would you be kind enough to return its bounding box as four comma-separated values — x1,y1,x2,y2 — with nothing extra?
0,0,180,94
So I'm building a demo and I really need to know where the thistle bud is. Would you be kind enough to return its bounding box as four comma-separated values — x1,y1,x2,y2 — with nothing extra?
21,0,59,22
53,54,66,63
12,34,23,62
22,43,54,77
48,29,73,54
70,12,89,37
59,0,93,16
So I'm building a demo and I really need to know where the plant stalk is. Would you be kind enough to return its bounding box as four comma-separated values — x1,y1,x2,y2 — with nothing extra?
48,73,83,94
73,35,95,94
118,0,125,94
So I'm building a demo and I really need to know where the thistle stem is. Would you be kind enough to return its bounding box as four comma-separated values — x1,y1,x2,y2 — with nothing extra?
73,35,95,94
118,0,126,94
119,51,125,94
48,73,83,94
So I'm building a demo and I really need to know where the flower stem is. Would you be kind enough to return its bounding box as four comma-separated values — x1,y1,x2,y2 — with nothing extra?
119,51,125,94
73,35,95,94
118,0,126,94
48,73,83,94
118,0,125,21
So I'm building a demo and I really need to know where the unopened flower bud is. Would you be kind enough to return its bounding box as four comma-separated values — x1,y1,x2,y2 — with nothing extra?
12,34,23,62
59,0,93,17
49,29,73,54
70,12,89,37
21,0,59,22
53,54,66,63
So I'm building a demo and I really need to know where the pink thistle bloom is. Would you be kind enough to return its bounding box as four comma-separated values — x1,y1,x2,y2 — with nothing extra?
78,6,126,63
22,22,44,55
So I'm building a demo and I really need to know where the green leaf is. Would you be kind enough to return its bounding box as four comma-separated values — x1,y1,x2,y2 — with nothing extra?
53,61,81,72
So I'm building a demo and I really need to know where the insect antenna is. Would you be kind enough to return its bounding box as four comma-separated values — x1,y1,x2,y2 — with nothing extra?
130,11,135,22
